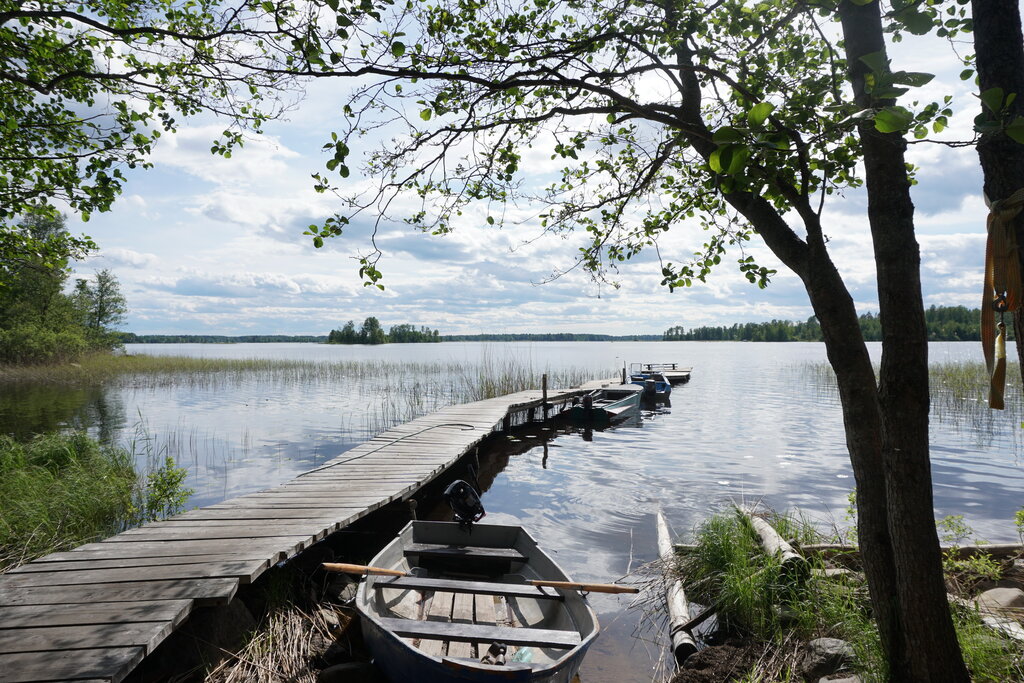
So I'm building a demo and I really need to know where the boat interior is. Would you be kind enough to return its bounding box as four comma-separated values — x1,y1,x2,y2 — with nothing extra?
363,522,596,669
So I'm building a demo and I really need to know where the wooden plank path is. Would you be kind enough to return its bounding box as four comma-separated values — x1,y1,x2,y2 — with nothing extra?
0,387,588,683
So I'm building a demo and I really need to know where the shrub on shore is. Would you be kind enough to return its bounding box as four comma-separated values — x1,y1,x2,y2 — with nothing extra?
671,508,1024,682
0,431,191,571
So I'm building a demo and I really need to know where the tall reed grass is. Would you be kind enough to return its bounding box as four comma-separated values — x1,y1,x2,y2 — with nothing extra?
0,432,192,572
0,351,601,399
797,360,1023,428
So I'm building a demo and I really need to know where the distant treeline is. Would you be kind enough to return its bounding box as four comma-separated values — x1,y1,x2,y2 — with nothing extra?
442,333,662,342
123,334,328,343
328,318,440,345
663,306,997,342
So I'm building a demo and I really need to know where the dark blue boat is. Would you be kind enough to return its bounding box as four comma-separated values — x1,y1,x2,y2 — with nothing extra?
629,369,672,400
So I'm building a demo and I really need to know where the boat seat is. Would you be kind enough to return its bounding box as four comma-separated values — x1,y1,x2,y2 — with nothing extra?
404,543,527,563
374,575,564,601
377,617,581,649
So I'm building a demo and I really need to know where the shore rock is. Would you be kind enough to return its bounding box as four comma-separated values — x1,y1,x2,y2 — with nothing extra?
975,587,1024,610
801,637,855,681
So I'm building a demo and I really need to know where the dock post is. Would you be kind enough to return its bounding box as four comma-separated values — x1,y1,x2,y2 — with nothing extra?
621,365,627,384
542,373,549,421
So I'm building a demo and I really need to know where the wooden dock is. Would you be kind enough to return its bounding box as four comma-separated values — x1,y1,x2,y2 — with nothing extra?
0,386,588,683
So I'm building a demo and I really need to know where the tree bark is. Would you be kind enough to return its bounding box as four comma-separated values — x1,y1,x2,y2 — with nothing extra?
667,4,969,678
838,2,969,680
972,1,1024,382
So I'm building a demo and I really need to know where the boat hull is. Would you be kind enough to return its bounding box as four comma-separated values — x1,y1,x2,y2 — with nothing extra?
567,386,641,426
356,521,599,683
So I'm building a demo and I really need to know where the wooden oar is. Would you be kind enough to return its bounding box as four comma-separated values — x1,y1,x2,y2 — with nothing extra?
322,562,639,594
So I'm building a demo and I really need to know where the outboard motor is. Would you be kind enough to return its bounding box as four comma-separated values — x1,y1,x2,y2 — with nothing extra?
443,479,485,531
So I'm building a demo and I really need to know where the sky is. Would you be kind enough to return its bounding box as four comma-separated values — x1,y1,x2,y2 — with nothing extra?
65,21,988,337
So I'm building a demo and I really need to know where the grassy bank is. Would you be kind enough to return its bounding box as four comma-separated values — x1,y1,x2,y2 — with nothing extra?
0,432,191,571
670,508,1024,682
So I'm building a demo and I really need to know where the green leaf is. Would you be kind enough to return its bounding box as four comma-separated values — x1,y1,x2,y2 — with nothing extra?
1005,116,1024,144
486,216,495,225
747,102,775,128
606,113,616,124
874,106,913,133
899,9,934,35
420,109,432,121
495,43,511,58
859,50,889,75
313,236,324,248
960,69,975,81
391,41,406,58
890,71,934,87
980,87,1005,114
712,127,743,144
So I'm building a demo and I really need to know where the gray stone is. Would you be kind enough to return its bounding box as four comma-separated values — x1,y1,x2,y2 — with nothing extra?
318,661,386,683
802,637,855,681
817,676,862,683
318,606,343,631
975,587,1024,610
326,574,359,603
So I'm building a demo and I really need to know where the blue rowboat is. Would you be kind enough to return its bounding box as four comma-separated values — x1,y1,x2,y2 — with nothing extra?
355,521,599,683
567,385,643,426
629,370,672,399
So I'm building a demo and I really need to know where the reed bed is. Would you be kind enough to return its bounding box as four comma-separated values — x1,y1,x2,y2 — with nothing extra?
797,360,1024,428
0,432,191,572
0,352,600,399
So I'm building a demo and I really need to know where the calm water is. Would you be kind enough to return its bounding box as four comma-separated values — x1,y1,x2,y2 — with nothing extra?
3,341,1022,682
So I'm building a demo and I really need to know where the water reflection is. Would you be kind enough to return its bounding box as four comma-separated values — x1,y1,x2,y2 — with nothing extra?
2,342,1023,681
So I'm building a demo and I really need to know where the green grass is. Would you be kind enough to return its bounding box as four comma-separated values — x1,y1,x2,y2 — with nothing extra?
0,432,192,572
674,508,1024,682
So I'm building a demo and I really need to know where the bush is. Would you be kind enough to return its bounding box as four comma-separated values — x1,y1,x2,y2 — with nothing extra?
0,323,89,365
0,432,192,571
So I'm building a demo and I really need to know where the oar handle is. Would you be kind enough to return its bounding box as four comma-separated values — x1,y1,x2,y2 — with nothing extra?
529,580,639,594
323,562,407,577
321,562,638,594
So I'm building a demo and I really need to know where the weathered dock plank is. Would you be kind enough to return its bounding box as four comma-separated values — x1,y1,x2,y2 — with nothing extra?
0,386,590,682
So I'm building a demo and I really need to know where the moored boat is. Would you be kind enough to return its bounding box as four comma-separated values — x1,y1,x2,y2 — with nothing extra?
566,384,642,426
347,520,602,682
629,369,672,400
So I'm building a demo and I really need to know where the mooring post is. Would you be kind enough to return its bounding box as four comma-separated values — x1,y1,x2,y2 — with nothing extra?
621,365,627,384
542,373,549,421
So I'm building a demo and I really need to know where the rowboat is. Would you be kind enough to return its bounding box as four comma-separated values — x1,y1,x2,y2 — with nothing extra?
629,370,672,399
344,520,602,683
566,384,642,426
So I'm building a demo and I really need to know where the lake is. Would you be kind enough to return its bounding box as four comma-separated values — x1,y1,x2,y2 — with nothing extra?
2,341,1021,681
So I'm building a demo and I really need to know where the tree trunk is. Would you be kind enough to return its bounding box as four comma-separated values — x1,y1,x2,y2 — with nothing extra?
838,2,969,680
972,1,1024,382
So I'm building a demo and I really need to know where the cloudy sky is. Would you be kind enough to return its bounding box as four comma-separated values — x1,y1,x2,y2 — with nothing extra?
66,25,986,337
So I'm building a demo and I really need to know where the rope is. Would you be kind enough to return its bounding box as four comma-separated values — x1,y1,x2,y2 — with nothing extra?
296,422,478,477
982,188,1024,410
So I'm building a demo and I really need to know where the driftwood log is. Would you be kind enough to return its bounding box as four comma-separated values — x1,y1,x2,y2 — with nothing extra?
800,543,1024,560
742,511,809,583
656,510,698,665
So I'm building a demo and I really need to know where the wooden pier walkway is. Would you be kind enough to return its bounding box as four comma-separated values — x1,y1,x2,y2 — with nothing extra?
0,386,590,682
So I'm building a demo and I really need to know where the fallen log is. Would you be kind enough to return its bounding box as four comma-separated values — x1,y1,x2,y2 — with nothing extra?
657,509,698,666
800,543,1024,561
743,511,808,583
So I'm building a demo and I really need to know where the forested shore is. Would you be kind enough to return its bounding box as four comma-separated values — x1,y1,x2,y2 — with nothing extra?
663,306,990,342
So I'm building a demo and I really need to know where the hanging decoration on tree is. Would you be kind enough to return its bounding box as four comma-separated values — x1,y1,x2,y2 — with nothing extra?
982,189,1024,409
